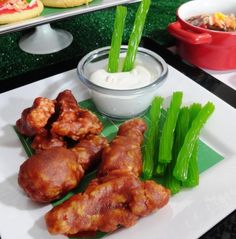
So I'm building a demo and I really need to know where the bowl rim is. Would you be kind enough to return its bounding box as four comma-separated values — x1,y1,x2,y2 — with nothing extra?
176,0,236,35
77,45,168,96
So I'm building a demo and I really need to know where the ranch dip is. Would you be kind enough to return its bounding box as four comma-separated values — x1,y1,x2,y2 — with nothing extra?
89,64,154,90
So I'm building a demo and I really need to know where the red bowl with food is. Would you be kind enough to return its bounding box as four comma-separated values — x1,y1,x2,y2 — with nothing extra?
168,0,236,70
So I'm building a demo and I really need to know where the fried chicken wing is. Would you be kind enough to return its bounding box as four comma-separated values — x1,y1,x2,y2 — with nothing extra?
98,118,147,177
19,135,107,203
18,147,84,203
16,97,55,137
31,129,66,153
51,90,103,141
45,170,170,235
71,134,108,171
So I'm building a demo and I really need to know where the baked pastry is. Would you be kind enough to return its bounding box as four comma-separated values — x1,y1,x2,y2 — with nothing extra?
41,0,92,8
0,0,44,24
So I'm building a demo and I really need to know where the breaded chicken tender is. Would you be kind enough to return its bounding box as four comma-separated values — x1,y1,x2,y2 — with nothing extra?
45,170,170,235
51,90,103,141
16,97,55,137
98,118,147,177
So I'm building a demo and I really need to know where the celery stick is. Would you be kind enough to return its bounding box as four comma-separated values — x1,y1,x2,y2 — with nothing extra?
189,103,202,122
122,0,151,72
156,163,167,176
165,165,180,194
182,103,202,187
173,102,215,182
158,91,183,164
107,6,127,73
182,141,199,187
142,96,164,179
165,107,189,194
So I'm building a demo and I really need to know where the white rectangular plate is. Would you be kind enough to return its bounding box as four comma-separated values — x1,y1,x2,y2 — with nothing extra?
0,65,235,239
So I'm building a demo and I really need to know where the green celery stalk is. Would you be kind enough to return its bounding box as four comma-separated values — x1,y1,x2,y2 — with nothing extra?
173,102,215,182
156,163,167,176
182,103,202,187
165,107,189,194
182,141,199,187
142,96,164,179
122,0,151,72
107,6,127,73
157,91,183,164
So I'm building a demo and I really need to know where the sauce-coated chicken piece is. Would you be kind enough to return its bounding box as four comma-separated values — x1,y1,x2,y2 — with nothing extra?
16,97,55,137
71,134,108,171
98,118,147,177
18,147,83,203
45,119,170,236
31,129,66,153
45,170,170,235
51,90,103,141
18,135,108,203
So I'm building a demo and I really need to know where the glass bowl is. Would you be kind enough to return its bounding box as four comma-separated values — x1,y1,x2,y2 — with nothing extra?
77,46,168,120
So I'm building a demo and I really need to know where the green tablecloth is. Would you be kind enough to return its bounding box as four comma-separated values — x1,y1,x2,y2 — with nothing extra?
0,0,188,81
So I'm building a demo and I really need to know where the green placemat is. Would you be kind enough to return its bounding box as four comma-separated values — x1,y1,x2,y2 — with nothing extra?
14,98,224,239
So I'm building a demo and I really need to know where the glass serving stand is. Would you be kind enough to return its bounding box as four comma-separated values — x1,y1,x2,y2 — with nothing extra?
0,0,140,54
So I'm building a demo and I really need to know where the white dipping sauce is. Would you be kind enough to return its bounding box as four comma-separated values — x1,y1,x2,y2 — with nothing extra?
89,65,153,90
85,51,164,119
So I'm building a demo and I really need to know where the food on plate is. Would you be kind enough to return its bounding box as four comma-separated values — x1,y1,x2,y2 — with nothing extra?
16,97,55,137
45,118,170,236
0,0,44,24
186,12,236,32
157,92,183,166
51,89,103,141
41,0,92,8
164,106,190,194
18,134,108,203
142,96,164,179
71,134,108,171
182,103,202,187
45,170,170,236
173,102,215,181
98,118,146,177
16,89,103,151
31,128,66,152
18,147,83,203
139,92,215,195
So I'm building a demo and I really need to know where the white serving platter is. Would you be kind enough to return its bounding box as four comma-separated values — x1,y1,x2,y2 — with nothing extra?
0,0,140,35
0,64,235,239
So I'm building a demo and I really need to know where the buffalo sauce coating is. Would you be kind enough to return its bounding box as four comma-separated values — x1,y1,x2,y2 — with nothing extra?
16,97,55,137
45,118,171,236
18,134,108,203
71,134,108,171
45,170,170,235
98,118,147,177
51,90,103,141
18,147,84,203
31,128,66,153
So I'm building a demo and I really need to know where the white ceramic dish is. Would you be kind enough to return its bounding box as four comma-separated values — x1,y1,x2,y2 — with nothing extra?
0,65,235,239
